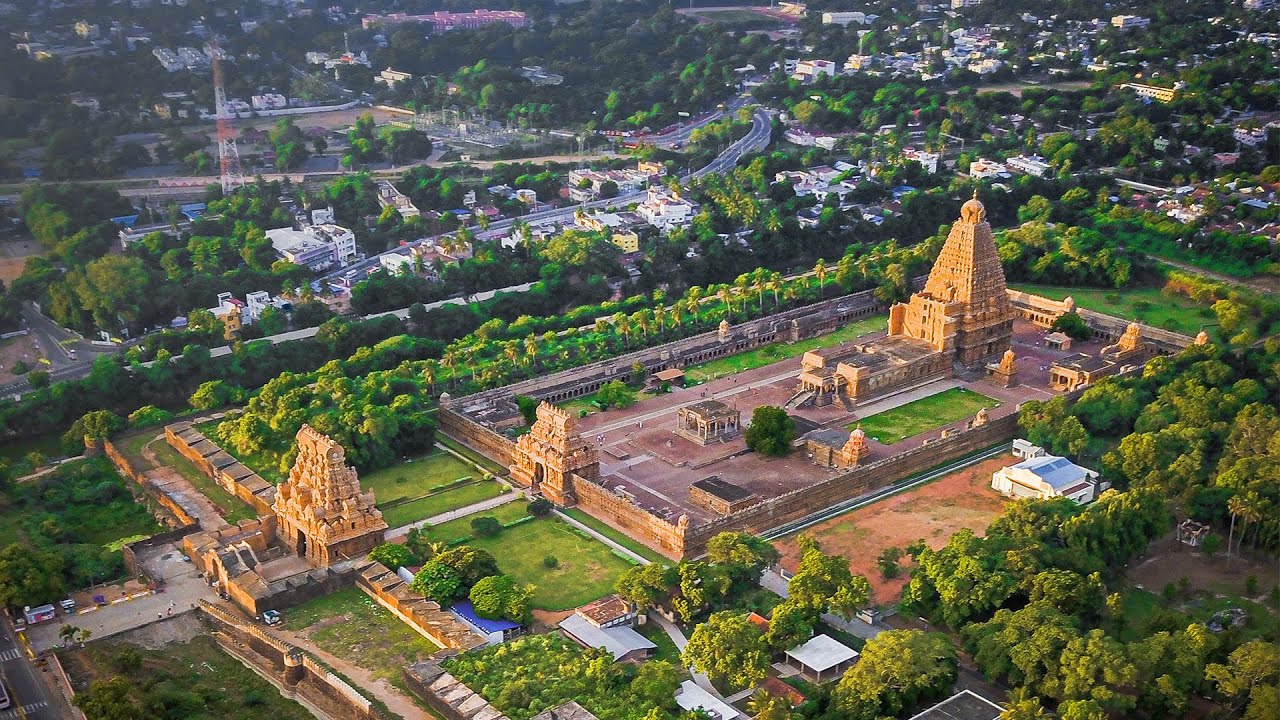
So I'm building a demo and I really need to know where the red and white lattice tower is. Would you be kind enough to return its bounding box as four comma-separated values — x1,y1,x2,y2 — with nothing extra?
209,41,245,195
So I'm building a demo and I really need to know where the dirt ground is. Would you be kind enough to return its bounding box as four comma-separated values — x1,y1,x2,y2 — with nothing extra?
0,333,46,383
1127,534,1280,600
774,454,1013,606
0,237,41,284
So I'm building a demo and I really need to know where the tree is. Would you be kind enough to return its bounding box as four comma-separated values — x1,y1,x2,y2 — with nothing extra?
75,677,142,720
595,380,636,408
1056,629,1137,713
1206,641,1280,718
431,546,500,587
615,563,674,609
744,406,796,457
515,395,540,425
748,690,799,720
834,630,958,720
0,543,67,608
369,543,416,569
682,611,770,691
189,380,243,410
1019,196,1053,224
787,536,871,618
705,532,779,582
1050,312,1093,341
764,599,816,651
527,498,553,517
469,574,534,622
471,516,503,537
410,561,462,602
62,409,124,449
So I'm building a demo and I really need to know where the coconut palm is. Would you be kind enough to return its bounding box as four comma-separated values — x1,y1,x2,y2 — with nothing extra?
814,258,828,297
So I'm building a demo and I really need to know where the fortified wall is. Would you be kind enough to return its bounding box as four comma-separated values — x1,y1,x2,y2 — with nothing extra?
165,422,277,516
101,437,202,528
198,600,388,720
355,562,485,652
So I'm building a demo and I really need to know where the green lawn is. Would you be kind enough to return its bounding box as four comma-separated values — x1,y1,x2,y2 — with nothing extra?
637,622,682,665
379,481,507,529
1118,586,1280,644
422,501,532,544
283,587,442,684
467,517,637,610
561,508,669,565
1010,282,1216,337
362,449,477,503
147,437,259,525
684,314,886,382
853,387,1000,445
0,433,65,462
437,436,508,476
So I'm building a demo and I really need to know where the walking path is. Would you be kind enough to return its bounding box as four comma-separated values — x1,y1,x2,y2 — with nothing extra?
553,510,653,565
384,491,521,539
650,613,725,699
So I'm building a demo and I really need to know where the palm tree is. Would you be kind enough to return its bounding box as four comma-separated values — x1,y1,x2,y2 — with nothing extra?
421,360,437,395
441,351,459,388
594,318,610,336
634,310,652,341
769,276,782,309
613,313,632,348
814,258,828,297
686,285,704,323
524,334,540,368
654,305,667,336
718,286,734,321
503,341,520,369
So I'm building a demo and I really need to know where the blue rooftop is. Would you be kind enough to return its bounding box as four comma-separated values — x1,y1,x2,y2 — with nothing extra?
451,601,521,634
1012,455,1090,491
111,214,140,227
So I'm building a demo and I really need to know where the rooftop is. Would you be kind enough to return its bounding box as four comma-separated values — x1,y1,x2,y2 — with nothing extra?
907,690,1004,720
575,595,632,626
691,476,755,503
1010,455,1093,491
675,680,740,720
558,614,656,661
785,634,859,672
451,601,522,634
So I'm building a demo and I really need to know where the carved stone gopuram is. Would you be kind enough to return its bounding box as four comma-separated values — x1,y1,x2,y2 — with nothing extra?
510,402,600,506
888,192,1016,366
273,425,387,567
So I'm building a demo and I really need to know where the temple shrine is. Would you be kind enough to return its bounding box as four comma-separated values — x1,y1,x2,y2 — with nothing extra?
509,402,600,505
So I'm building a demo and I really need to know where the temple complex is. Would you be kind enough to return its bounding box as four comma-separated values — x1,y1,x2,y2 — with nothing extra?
675,400,741,445
1048,321,1153,392
986,349,1019,387
509,402,600,505
273,425,388,567
793,194,1013,407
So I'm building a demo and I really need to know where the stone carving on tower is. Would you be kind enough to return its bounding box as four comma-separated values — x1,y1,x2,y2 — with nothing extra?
838,427,871,466
887,193,1016,365
510,402,599,506
273,425,387,567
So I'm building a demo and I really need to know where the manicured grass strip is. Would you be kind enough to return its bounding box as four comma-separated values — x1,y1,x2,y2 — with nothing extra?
149,439,259,524
637,622,682,665
436,436,508,476
361,450,476,504
853,387,1000,445
466,517,636,610
379,481,506,529
684,314,886,382
561,508,669,565
1010,282,1216,337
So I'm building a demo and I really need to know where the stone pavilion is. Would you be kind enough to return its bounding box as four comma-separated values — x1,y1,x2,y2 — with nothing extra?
675,400,741,445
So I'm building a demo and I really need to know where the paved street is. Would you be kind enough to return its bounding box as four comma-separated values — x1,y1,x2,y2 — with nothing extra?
1,619,59,720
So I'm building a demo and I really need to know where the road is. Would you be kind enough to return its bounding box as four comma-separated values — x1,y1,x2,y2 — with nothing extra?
322,104,773,284
0,304,120,398
1,618,59,720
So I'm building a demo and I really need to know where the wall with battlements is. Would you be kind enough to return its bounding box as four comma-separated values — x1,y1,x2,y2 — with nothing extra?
165,423,276,516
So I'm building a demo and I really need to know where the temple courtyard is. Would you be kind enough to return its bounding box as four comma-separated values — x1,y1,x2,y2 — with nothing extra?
569,317,1103,525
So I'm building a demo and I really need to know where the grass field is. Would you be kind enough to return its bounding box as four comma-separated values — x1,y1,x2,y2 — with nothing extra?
853,387,1000,445
284,587,441,684
61,634,314,720
467,517,637,610
146,437,259,524
638,622,682,664
695,9,784,28
360,449,505,528
1010,282,1215,337
561,508,669,564
684,314,886,382
419,501,529,543
437,436,508,476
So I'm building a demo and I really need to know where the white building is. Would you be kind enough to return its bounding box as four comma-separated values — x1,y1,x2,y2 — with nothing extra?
1111,15,1151,29
992,455,1099,504
1234,127,1268,147
1244,0,1275,10
822,12,874,26
311,206,335,225
792,59,837,82
968,158,1010,179
251,93,288,111
377,180,420,220
636,188,696,231
675,681,741,720
375,67,413,88
951,0,983,8
1006,154,1053,177
243,291,278,324
266,224,357,271
903,148,940,173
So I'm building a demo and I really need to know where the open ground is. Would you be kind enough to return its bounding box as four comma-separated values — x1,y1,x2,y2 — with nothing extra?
853,387,1000,445
0,332,47,385
773,453,1014,605
1010,282,1217,337
1127,533,1280,601
361,447,505,528
0,237,40,284
115,430,258,524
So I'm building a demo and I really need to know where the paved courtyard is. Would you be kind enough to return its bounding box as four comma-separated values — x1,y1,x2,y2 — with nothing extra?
574,319,1087,523
25,541,213,652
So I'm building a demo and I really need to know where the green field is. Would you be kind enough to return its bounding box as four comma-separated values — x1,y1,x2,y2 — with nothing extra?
561,508,669,565
1010,282,1216,337
437,436,508,476
684,314,887,382
284,587,441,684
62,635,314,720
696,9,783,28
421,501,531,543
853,387,1000,445
467,517,637,610
361,449,507,528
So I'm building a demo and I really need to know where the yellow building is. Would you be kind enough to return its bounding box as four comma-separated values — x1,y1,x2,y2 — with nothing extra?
611,232,640,253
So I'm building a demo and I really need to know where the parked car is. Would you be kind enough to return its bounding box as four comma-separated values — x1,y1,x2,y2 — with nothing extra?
261,610,281,626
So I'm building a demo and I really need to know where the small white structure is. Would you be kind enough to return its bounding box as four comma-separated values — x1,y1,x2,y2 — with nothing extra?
311,206,335,225
908,690,1003,720
1011,438,1045,459
675,680,740,720
785,634,859,683
992,455,1099,504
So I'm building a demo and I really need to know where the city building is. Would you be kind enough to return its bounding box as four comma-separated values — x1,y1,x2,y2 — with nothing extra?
558,596,655,662
375,68,413,88
636,188,696,231
821,11,876,26
1119,82,1180,103
785,635,860,684
968,158,1011,179
792,59,838,82
518,66,564,86
267,225,357,271
206,292,244,340
1244,0,1276,10
992,454,1099,504
74,21,100,39
361,9,528,32
675,681,740,720
1005,154,1053,177
903,148,940,173
908,691,1003,720
951,0,983,8
251,93,287,111
376,180,420,219
1111,15,1151,29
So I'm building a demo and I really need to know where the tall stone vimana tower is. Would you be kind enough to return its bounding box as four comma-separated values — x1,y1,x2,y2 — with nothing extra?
887,192,1016,365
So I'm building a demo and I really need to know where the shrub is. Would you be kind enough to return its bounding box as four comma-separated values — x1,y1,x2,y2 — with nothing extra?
369,542,417,570
543,555,559,568
744,406,796,457
11,360,29,375
527,498,553,517
1049,312,1093,341
127,405,174,429
471,516,502,537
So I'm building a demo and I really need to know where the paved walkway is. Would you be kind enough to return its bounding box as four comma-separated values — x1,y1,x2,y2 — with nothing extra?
759,569,882,641
553,511,653,565
384,491,521,539
650,613,727,699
